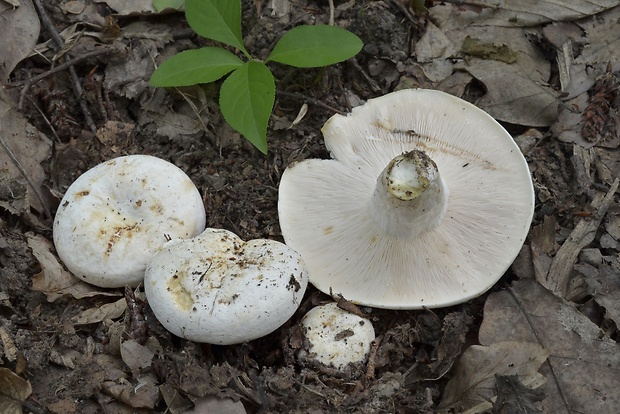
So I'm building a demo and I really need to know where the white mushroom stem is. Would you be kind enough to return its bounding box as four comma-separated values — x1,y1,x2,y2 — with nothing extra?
368,150,448,239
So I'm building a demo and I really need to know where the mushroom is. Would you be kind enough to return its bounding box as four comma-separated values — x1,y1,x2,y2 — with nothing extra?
300,302,375,370
144,228,308,344
278,89,534,309
53,155,206,288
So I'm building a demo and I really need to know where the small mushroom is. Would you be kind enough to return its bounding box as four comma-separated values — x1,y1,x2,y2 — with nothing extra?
144,228,308,344
53,155,206,288
300,302,375,370
278,89,535,309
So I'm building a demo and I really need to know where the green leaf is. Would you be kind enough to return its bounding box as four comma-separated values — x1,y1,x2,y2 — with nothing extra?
153,0,184,12
150,47,243,87
185,0,247,55
266,25,363,68
220,62,275,154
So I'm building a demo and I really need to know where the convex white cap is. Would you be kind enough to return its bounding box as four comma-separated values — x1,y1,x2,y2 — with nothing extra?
278,89,535,309
53,155,206,288
144,228,308,345
300,302,375,370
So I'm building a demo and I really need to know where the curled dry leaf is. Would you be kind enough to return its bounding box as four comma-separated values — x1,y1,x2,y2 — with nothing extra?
27,233,121,302
0,0,39,81
439,341,549,412
71,298,127,325
480,279,620,413
101,374,159,409
0,367,32,414
0,95,51,215
120,339,154,375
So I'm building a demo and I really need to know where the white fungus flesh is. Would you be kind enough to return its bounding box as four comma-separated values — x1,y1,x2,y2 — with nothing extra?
301,303,375,370
144,228,308,345
278,89,535,309
53,155,206,288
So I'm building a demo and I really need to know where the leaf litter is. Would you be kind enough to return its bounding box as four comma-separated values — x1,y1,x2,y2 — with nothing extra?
0,0,619,413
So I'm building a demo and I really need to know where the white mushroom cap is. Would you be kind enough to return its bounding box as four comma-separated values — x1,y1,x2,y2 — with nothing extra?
278,89,534,309
300,302,375,370
144,228,308,345
53,155,206,288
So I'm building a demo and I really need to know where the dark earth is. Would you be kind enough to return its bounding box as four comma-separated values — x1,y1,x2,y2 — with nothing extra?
1,0,619,413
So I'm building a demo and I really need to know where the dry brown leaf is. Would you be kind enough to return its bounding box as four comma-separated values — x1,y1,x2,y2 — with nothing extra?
72,298,127,325
0,367,32,414
120,339,154,374
27,233,121,302
458,59,558,126
479,279,620,413
469,0,620,26
439,341,548,412
428,5,558,126
543,178,619,299
94,0,155,15
101,374,159,409
0,170,29,215
159,384,193,414
576,6,620,65
0,0,39,81
0,93,51,214
186,396,247,414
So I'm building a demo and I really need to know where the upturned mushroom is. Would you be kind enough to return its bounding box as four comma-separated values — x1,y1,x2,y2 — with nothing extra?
278,89,534,309
53,155,206,288
299,302,375,370
144,228,308,345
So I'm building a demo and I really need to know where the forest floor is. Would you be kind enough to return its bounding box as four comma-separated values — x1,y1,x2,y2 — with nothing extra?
0,0,619,413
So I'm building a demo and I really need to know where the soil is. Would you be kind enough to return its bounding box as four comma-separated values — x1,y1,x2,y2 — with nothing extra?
1,1,618,413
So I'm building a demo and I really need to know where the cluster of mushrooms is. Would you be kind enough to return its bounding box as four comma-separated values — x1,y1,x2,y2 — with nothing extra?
53,89,534,370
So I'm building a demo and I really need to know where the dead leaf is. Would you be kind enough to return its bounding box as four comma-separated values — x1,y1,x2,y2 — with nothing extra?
72,298,127,325
439,341,548,412
543,178,619,299
0,367,32,414
575,6,620,65
0,325,18,362
186,396,247,414
429,5,558,126
493,374,545,414
101,374,159,409
467,0,620,27
159,383,193,414
479,279,620,413
0,92,52,214
120,339,154,374
0,170,29,215
0,0,39,81
458,59,558,126
581,260,620,327
94,0,156,15
27,233,121,302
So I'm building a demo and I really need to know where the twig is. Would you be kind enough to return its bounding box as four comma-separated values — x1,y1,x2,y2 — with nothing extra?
17,48,113,109
348,57,382,93
13,48,113,88
32,0,97,133
277,90,346,115
328,0,335,26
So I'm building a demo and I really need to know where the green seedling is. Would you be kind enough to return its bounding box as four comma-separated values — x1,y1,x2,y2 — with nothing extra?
150,0,363,154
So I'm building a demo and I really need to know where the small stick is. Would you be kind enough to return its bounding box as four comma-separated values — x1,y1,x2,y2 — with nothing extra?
12,48,113,88
32,0,97,133
277,90,346,115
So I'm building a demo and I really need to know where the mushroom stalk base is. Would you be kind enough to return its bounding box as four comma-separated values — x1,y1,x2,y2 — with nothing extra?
368,150,448,239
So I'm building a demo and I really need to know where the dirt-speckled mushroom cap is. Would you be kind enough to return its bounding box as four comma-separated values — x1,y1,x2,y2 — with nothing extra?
278,89,534,309
53,155,206,288
144,228,308,344
300,302,375,370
